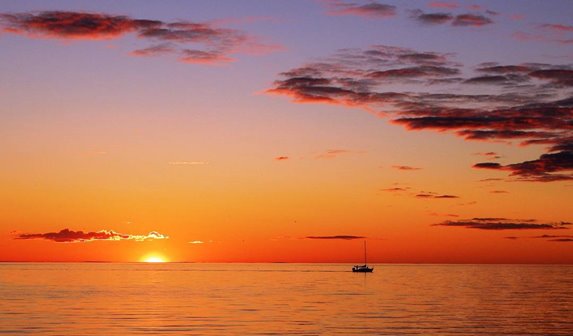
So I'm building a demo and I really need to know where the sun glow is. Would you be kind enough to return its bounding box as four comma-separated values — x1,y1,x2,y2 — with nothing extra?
140,254,168,263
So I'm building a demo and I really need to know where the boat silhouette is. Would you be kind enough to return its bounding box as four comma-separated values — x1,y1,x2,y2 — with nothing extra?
352,241,373,272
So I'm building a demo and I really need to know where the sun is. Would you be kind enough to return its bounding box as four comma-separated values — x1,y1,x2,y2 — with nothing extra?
140,254,169,263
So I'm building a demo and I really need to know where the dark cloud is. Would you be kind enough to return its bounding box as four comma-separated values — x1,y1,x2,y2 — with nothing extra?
474,151,573,182
305,235,365,240
15,228,168,243
489,190,508,194
478,177,504,182
0,11,277,64
416,193,459,199
434,218,571,230
275,156,289,161
452,14,493,26
392,165,421,171
326,0,396,18
380,187,409,192
268,45,573,182
410,10,453,25
410,10,493,27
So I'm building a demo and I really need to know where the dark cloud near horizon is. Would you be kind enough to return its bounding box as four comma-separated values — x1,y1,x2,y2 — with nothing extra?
15,228,168,243
0,11,277,64
416,193,459,199
305,235,365,240
435,218,571,230
267,45,573,182
505,234,573,242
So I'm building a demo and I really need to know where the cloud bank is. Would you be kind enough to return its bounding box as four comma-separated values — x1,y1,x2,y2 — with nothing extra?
0,11,278,64
15,228,168,243
434,218,571,230
268,45,573,182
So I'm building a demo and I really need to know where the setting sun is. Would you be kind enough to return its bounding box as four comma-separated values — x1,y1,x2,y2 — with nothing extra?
140,254,168,263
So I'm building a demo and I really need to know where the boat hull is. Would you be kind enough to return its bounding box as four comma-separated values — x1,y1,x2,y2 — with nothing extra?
352,266,373,272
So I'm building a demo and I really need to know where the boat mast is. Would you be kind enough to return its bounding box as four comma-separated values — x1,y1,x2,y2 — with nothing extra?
364,240,367,265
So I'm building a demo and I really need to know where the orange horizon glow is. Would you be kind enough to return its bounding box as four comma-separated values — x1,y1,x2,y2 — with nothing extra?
140,254,169,263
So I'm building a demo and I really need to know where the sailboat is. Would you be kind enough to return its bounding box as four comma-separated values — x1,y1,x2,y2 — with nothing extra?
352,241,373,272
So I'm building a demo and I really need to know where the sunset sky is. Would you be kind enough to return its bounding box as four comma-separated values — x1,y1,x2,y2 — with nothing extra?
1,0,572,263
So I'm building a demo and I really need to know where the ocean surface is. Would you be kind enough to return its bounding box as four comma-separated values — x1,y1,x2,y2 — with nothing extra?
1,263,572,335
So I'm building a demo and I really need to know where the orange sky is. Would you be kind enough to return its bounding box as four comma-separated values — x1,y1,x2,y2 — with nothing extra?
0,0,572,263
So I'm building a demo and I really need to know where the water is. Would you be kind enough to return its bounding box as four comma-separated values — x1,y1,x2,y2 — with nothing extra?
1,263,572,335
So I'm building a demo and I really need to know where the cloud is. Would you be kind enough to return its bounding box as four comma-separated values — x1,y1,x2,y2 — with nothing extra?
305,235,365,240
0,11,278,64
540,24,573,33
315,149,362,159
380,187,410,192
489,190,508,194
434,218,571,230
189,240,204,244
267,45,573,182
478,178,504,182
410,10,453,25
416,193,459,199
275,156,289,161
513,23,573,45
392,165,422,171
15,228,168,243
410,10,493,26
428,2,459,10
504,234,573,242
452,14,493,26
474,152,501,159
473,151,573,182
325,0,396,18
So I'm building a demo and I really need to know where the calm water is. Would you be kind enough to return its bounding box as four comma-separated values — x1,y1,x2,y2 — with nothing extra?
1,263,572,335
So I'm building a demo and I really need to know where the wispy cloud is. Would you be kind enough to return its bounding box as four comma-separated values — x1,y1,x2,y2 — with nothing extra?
0,11,279,64
274,156,289,161
315,149,362,159
15,228,168,243
474,151,501,159
324,0,396,18
434,218,571,230
505,234,573,242
392,165,422,171
305,235,365,240
380,186,410,192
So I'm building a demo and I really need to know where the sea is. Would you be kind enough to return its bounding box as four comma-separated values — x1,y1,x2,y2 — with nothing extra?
1,263,572,335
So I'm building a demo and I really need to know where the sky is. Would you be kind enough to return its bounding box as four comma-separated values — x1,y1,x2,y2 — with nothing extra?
0,0,572,263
